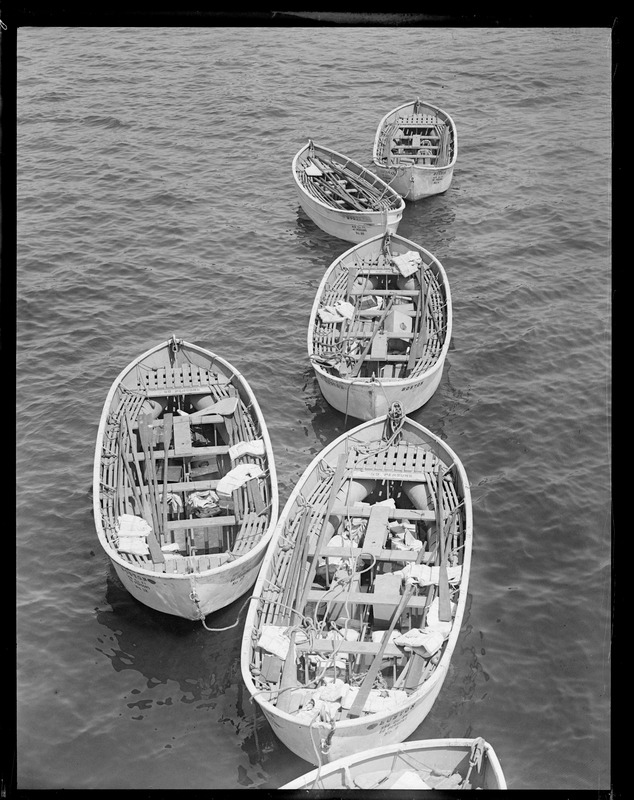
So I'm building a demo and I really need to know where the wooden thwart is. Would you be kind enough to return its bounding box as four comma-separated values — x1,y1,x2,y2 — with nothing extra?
330,504,434,522
127,444,230,462
165,515,236,530
295,638,403,658
306,588,429,609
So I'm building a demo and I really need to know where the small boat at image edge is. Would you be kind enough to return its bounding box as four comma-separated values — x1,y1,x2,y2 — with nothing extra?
292,139,405,243
308,231,452,421
240,403,472,766
93,335,278,620
372,98,458,201
280,736,507,789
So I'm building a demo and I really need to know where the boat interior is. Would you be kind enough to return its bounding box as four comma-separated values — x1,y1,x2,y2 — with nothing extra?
378,112,453,168
312,250,447,380
249,429,466,720
297,145,402,213
297,740,491,790
97,361,272,574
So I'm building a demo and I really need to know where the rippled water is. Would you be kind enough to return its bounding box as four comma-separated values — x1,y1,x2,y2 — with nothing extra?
16,25,611,790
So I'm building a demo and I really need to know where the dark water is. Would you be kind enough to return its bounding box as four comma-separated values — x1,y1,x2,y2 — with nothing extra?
16,26,611,790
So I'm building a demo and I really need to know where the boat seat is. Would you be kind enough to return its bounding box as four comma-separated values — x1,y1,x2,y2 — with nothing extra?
141,364,229,389
127,444,231,463
165,514,236,530
295,638,403,658
330,504,435,522
398,114,442,126
163,479,220,492
347,443,438,483
311,544,425,563
306,587,429,610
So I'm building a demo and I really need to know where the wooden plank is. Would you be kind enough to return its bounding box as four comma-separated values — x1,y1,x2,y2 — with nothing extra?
330,504,435,522
161,413,173,533
141,385,227,398
165,515,236,531
404,584,436,692
296,453,349,611
309,545,422,562
231,512,267,555
122,411,165,565
370,331,389,359
173,415,193,456
295,638,403,658
162,479,219,492
437,465,451,622
246,477,265,514
361,504,391,554
126,444,230,462
350,469,436,483
138,414,162,537
350,299,394,377
406,272,425,375
351,288,419,297
306,588,428,609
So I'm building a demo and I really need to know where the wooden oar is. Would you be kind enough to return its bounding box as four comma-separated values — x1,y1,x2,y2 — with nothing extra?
350,298,394,378
345,541,428,719
278,507,312,624
312,155,384,210
122,412,165,564
397,582,437,692
406,270,425,375
296,452,348,612
161,413,173,532
138,413,162,536
437,464,451,622
116,423,131,515
276,629,301,712
312,171,368,212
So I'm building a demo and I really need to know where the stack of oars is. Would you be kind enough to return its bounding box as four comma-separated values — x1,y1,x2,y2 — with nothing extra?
309,153,396,212
276,455,349,711
121,411,165,565
306,157,372,212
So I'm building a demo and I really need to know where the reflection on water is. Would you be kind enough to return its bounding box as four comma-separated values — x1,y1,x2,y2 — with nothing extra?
95,571,312,787
96,575,244,703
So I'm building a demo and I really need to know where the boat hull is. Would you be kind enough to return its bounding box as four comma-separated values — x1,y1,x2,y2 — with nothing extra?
374,162,455,201
280,737,507,789
295,185,402,243
93,337,278,620
308,233,452,421
372,99,458,201
109,544,266,619
241,412,472,766
260,665,448,765
293,141,405,243
314,361,443,421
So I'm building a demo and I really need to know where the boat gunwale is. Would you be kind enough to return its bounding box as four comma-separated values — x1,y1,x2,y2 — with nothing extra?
372,99,459,172
92,338,279,579
240,412,472,730
307,232,453,388
292,141,406,217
